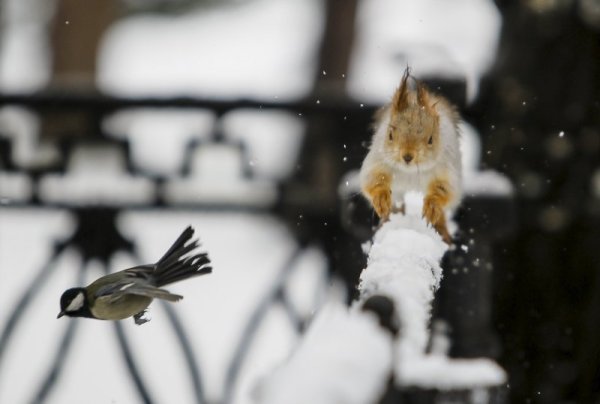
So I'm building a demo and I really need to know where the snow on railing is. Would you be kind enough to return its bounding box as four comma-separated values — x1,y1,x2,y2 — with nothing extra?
358,205,507,392
358,212,446,359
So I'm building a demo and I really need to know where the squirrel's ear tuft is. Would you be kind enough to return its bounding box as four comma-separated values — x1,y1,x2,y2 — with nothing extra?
391,67,411,115
416,80,438,117
416,81,429,107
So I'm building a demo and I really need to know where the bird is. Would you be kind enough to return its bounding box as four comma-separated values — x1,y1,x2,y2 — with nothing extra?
57,226,211,325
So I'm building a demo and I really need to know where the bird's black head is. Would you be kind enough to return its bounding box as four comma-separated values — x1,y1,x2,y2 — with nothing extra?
58,287,92,319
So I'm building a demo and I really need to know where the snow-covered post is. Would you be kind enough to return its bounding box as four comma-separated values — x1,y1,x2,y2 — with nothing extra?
357,211,447,360
357,197,507,394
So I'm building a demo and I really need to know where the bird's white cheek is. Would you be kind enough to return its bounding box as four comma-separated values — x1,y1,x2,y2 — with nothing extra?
66,293,85,312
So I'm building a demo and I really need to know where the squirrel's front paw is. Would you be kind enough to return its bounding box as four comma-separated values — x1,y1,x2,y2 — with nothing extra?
422,196,443,225
370,187,392,221
423,197,451,243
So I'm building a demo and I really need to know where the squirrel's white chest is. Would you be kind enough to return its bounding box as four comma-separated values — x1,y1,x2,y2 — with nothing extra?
390,165,437,196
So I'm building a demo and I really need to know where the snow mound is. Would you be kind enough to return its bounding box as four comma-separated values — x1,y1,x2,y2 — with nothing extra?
255,301,393,404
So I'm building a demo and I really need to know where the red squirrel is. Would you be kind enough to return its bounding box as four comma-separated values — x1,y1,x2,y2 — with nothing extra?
359,68,462,243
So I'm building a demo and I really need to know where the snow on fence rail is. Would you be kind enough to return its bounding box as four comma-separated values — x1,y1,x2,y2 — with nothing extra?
358,212,446,359
358,209,507,392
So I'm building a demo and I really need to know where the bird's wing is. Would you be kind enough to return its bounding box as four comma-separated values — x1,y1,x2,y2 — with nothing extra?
110,284,183,302
95,278,183,303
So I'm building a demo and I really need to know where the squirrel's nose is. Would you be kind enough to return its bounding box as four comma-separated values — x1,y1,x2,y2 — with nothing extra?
403,153,414,164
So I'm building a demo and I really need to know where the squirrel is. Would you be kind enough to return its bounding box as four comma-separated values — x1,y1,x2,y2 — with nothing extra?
359,68,462,243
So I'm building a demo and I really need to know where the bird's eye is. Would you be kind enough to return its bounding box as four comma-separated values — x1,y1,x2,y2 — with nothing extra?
428,136,433,145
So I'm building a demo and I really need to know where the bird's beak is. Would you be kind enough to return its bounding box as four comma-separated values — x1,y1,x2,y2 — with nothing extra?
57,311,65,319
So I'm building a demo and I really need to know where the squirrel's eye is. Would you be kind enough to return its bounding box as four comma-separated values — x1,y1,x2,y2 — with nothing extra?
388,131,393,141
428,136,433,145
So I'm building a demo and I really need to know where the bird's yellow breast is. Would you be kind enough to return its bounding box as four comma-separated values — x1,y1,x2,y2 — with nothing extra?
90,295,152,320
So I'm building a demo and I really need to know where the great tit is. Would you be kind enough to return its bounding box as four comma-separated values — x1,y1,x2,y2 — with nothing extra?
57,226,211,325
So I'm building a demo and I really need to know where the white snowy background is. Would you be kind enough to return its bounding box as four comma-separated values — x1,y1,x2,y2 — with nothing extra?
0,0,504,403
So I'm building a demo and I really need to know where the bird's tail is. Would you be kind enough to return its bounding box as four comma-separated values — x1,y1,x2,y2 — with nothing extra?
153,226,212,287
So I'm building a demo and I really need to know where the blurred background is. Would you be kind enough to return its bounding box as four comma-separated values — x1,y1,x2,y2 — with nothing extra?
0,0,598,403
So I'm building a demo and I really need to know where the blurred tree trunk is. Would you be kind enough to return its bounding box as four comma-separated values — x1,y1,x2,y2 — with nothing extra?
42,0,121,141
49,0,120,89
287,0,363,290
313,0,358,96
290,0,358,206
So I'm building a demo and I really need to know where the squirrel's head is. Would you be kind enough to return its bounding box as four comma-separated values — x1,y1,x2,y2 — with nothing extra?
384,68,441,170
